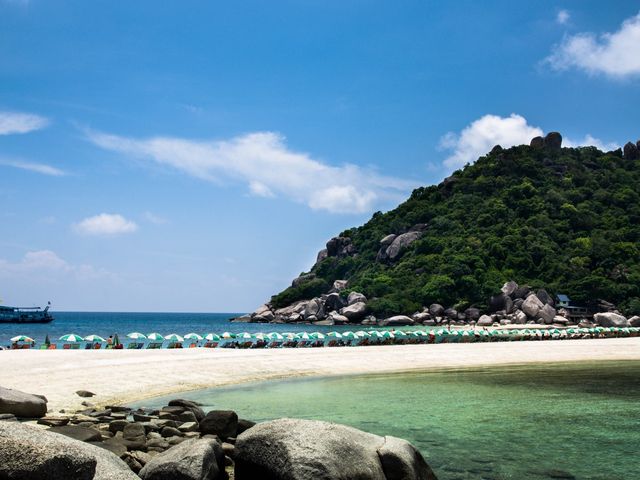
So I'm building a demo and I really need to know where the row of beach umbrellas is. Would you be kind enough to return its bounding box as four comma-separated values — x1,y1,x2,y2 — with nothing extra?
10,326,640,345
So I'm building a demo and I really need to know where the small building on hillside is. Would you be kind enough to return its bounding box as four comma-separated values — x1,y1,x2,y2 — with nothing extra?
556,294,589,318
557,294,571,308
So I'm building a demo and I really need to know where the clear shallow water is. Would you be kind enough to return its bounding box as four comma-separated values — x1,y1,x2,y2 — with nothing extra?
136,361,640,480
0,311,366,346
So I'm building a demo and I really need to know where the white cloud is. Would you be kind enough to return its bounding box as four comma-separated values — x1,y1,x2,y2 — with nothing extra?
74,213,138,236
143,211,168,225
86,130,414,214
0,111,48,135
545,12,640,77
556,10,570,25
564,134,618,151
0,250,110,281
441,114,543,169
0,158,65,176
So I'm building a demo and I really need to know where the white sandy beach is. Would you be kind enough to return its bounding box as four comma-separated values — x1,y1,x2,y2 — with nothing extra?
3,337,640,413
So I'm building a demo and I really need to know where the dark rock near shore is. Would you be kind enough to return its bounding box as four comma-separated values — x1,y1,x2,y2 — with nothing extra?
235,418,437,480
76,390,96,398
200,410,238,440
594,312,628,327
139,438,226,480
168,399,205,422
0,386,48,418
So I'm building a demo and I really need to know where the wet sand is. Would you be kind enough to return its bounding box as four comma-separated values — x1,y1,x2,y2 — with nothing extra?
3,337,640,413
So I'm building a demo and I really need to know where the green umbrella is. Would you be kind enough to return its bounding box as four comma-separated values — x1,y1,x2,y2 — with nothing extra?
165,334,184,342
10,335,34,342
221,332,236,339
310,332,325,340
205,333,221,341
326,332,342,339
44,334,51,346
147,332,165,341
392,330,408,338
368,330,385,339
382,331,395,339
126,332,147,340
84,335,106,342
267,332,284,340
355,331,370,338
237,332,253,340
295,332,311,340
185,333,203,340
59,333,84,342
342,331,357,339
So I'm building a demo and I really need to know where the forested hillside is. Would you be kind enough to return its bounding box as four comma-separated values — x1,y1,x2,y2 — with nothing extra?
271,135,640,316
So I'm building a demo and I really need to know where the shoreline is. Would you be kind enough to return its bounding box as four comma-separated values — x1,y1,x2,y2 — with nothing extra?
3,337,640,413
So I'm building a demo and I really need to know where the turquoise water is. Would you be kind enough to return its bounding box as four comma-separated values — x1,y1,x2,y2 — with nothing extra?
137,361,640,480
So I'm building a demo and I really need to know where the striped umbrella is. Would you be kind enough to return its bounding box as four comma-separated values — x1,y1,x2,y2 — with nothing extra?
165,334,184,342
221,332,236,339
185,333,203,340
381,330,395,339
147,332,165,341
310,332,325,340
10,335,34,342
126,332,147,340
295,332,311,340
342,331,357,339
205,333,221,341
355,331,370,338
368,330,385,339
59,333,84,342
326,331,342,339
392,330,409,338
237,332,254,340
84,335,106,342
267,332,284,340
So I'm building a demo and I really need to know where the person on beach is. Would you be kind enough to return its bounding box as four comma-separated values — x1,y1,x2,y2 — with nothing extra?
107,335,113,347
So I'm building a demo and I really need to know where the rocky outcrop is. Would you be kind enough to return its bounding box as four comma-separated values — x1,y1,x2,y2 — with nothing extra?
594,312,629,327
377,227,425,262
234,418,437,480
379,315,414,327
139,438,225,480
0,386,47,418
340,301,368,322
623,141,639,160
326,236,356,258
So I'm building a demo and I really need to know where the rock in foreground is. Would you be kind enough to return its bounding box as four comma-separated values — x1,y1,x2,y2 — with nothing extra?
139,437,225,480
0,385,48,418
0,420,138,480
235,418,437,480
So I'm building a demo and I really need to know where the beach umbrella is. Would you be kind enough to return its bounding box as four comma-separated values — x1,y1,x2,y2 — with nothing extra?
147,332,165,341
326,331,343,339
126,332,147,340
342,331,357,339
44,334,51,346
184,333,203,340
205,333,221,341
267,332,284,340
381,330,395,339
237,332,253,340
84,335,106,342
10,335,34,342
114,334,120,346
295,332,311,340
221,332,236,339
368,330,385,339
355,331,370,338
392,330,409,338
165,334,184,342
59,333,84,342
310,332,325,340
253,333,267,340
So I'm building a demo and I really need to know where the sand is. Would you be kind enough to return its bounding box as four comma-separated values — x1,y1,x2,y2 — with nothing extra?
2,337,640,413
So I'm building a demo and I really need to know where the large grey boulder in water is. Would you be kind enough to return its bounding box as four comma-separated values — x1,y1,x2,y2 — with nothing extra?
593,312,629,327
234,418,437,480
0,385,47,418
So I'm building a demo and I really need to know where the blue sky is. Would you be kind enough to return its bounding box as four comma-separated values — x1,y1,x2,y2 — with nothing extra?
1,1,639,311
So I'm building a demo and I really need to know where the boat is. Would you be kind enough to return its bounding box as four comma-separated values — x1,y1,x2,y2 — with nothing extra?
0,302,54,324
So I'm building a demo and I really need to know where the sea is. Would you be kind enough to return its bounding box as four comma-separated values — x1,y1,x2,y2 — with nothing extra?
135,361,640,480
0,311,363,346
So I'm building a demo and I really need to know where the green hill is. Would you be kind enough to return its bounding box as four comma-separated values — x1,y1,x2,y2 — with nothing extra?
271,135,640,317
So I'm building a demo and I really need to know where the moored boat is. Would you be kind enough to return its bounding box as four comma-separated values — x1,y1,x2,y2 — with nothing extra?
0,302,54,324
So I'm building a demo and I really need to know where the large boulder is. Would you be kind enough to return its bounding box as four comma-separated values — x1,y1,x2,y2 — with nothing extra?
536,289,554,306
291,273,316,288
538,304,557,325
304,298,325,320
139,438,225,480
49,425,103,443
623,141,639,160
501,281,518,297
543,132,562,150
522,294,544,319
324,292,345,312
340,302,368,322
380,234,397,247
234,418,437,480
326,236,355,258
199,410,238,440
379,315,414,327
0,386,47,418
489,293,508,312
0,421,138,479
347,291,367,305
593,312,629,327
168,399,205,422
477,315,493,326
628,316,640,327
385,232,423,261
428,304,445,317
464,308,481,321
